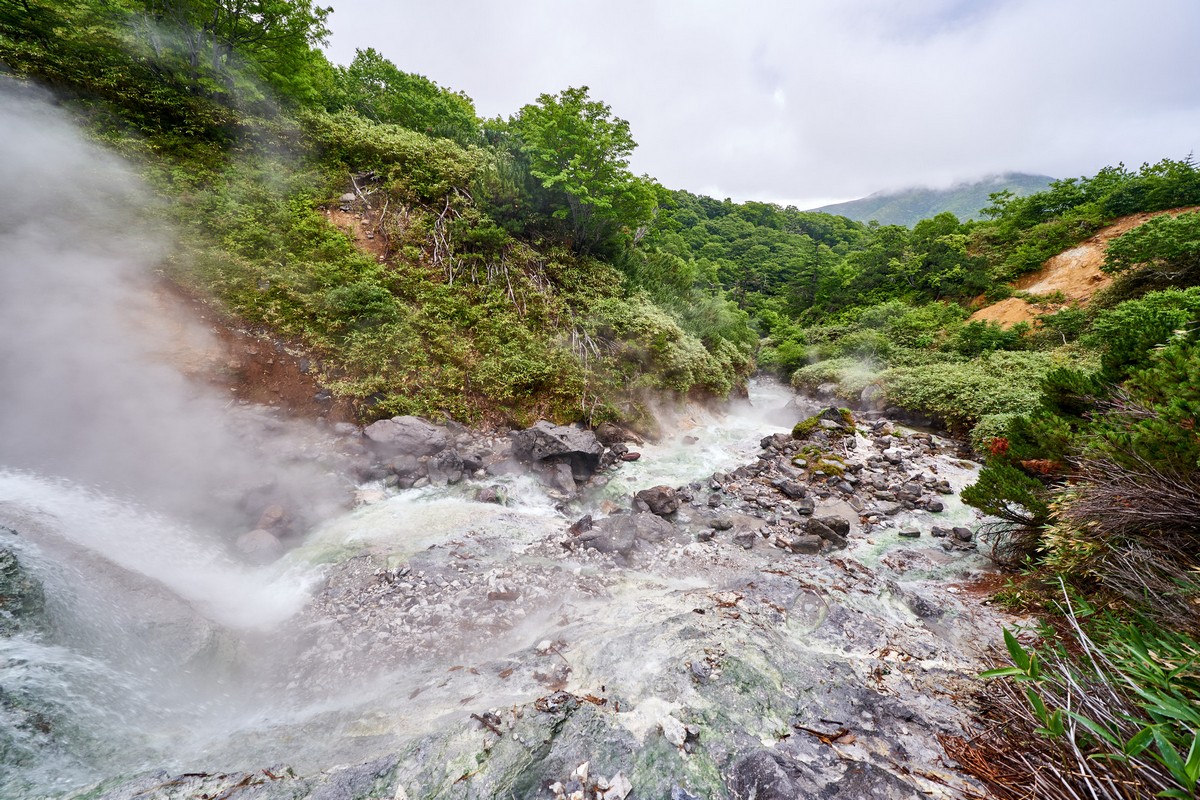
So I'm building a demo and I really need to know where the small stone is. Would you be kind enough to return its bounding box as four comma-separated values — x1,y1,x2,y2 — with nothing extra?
931,526,952,538
620,452,641,461
898,529,921,539
696,528,715,542
733,531,756,549
925,499,945,513
953,526,975,542
604,773,632,800
536,639,554,653
573,761,589,782
710,517,734,531
661,714,688,748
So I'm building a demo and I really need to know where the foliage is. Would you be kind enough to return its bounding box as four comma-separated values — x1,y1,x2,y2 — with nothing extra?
1104,210,1200,288
327,47,478,142
882,350,1056,429
960,595,1200,800
509,86,657,256
789,357,880,401
1085,286,1200,378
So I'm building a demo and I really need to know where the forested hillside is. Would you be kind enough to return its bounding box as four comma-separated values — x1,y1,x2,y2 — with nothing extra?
3,2,1200,796
0,0,755,430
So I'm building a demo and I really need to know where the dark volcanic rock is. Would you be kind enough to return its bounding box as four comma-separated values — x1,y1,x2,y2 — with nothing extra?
634,485,681,517
730,750,819,800
511,421,603,480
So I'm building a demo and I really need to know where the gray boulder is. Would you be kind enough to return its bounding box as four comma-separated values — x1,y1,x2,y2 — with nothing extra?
363,415,449,456
576,513,680,557
510,421,603,480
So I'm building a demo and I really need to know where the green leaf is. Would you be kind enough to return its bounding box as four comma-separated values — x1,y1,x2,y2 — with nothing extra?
1003,628,1032,672
1126,725,1157,757
979,666,1028,680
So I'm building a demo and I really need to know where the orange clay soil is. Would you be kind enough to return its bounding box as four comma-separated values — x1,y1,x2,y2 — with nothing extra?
970,206,1200,327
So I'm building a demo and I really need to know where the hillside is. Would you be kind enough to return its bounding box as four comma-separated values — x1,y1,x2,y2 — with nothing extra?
812,172,1054,226
971,205,1200,327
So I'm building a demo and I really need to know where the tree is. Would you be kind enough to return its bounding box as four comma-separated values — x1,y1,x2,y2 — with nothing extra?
511,86,656,255
330,48,477,141
137,0,332,101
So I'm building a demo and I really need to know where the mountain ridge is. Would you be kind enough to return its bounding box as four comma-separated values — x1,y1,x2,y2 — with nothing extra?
812,172,1055,226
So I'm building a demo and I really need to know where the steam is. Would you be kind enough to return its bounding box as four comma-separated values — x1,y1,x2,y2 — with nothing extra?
0,79,344,535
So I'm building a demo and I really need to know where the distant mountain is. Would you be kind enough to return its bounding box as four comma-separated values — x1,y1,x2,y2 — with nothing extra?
811,172,1055,227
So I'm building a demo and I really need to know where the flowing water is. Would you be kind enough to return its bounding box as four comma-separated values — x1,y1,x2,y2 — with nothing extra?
0,382,817,797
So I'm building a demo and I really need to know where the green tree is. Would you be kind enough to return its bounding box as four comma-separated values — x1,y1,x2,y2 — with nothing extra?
1103,211,1200,287
137,0,332,101
330,47,477,141
511,86,656,255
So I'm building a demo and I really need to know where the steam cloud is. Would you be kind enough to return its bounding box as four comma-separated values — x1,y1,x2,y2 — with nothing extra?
0,80,344,535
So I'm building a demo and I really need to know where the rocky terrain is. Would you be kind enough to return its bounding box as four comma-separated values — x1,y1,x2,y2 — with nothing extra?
0,404,1020,800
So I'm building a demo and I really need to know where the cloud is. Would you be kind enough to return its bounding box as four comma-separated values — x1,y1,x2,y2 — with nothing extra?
325,0,1200,207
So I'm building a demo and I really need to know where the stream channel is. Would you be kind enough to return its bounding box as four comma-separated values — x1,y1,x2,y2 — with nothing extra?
0,83,1015,800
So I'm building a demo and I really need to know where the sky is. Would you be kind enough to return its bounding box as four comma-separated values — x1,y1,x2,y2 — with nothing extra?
323,0,1200,209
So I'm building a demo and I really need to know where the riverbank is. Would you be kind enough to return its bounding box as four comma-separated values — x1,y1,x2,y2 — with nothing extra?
0,394,1021,799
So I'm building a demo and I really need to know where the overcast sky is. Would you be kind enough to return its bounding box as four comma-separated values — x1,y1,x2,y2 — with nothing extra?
324,0,1200,209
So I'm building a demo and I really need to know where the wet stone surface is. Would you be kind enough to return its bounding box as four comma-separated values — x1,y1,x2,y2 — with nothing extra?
78,406,1010,800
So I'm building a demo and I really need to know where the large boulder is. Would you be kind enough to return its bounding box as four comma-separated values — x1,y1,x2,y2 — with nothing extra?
575,513,681,558
510,421,603,480
363,415,449,456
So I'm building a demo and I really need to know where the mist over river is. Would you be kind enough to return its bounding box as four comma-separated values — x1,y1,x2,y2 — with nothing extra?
0,83,1012,800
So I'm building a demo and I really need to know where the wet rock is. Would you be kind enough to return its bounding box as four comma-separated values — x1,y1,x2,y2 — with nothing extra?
732,530,757,549
576,513,678,557
476,485,506,504
897,529,921,539
930,526,951,538
620,451,641,462
924,499,945,513
544,462,578,496
0,546,45,636
511,421,603,479
236,529,282,563
567,515,594,536
953,526,975,542
777,533,823,554
363,415,448,456
776,479,807,499
730,750,819,800
427,448,464,485
634,485,681,517
594,422,628,445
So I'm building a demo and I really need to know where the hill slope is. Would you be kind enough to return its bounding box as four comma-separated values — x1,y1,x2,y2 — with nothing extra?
970,205,1200,327
813,172,1054,226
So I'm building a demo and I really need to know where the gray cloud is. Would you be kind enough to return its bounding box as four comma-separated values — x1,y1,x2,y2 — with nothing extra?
325,0,1200,207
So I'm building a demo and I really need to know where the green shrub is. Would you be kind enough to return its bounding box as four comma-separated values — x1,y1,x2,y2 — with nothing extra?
790,357,879,400
1085,287,1200,378
882,350,1056,429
